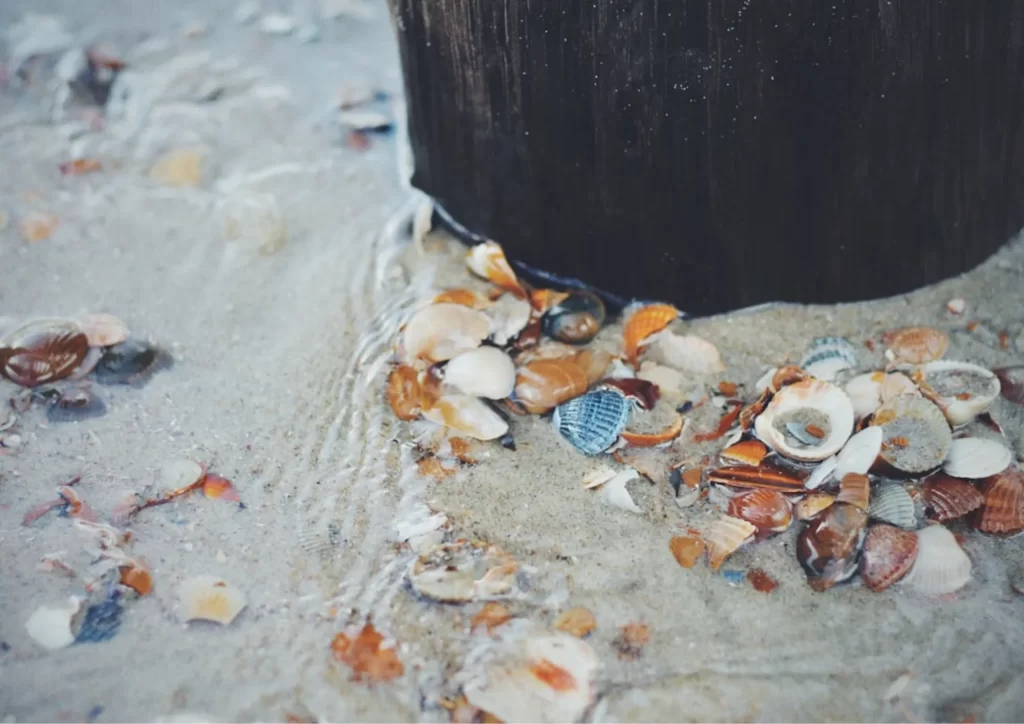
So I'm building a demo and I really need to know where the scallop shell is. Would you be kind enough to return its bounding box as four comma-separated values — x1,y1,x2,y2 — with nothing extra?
179,576,247,625
410,541,517,603
541,291,606,345
868,483,917,528
726,489,793,536
800,337,857,380
387,364,423,421
971,467,1024,535
844,372,885,419
754,378,855,462
795,492,835,520
422,394,509,441
646,332,724,375
943,437,1012,479
887,326,949,364
835,426,883,479
623,304,680,366
553,389,631,455
993,365,1024,405
836,473,871,511
859,524,919,592
918,361,1000,426
77,313,129,347
903,524,971,595
796,502,868,592
0,318,89,388
720,439,769,466
921,474,984,522
445,347,516,400
872,394,951,474
704,516,757,570
466,241,527,297
401,303,491,363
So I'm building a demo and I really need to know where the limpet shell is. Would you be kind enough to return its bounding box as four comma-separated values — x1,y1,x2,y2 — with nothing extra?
859,524,919,592
796,502,868,592
942,438,1012,479
178,576,247,625
754,378,855,462
541,291,606,345
553,389,631,456
77,313,129,347
704,516,757,570
918,361,1000,427
422,394,509,441
971,467,1024,535
410,541,517,602
623,304,680,366
872,394,951,474
868,483,917,529
726,489,793,536
903,524,971,596
800,337,857,381
445,347,516,400
0,318,89,388
401,303,491,363
835,426,883,479
921,474,984,522
887,326,949,364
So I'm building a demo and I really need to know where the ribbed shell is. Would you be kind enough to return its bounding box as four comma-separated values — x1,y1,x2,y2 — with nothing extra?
971,467,1024,535
726,489,793,536
868,483,917,529
904,525,972,595
859,523,919,592
553,389,631,455
921,475,984,522
800,337,857,380
836,473,871,511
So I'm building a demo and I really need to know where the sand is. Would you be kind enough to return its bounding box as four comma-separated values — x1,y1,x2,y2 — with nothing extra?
1,2,1023,722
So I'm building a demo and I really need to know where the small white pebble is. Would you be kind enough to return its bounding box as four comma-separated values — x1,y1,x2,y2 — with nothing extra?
260,13,297,34
945,297,966,315
182,542,194,552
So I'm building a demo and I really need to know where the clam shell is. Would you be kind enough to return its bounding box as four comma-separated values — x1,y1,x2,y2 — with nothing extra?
445,347,516,400
77,313,129,347
726,489,793,536
541,291,606,345
24,597,84,650
795,492,835,520
0,318,89,388
704,516,757,570
836,473,871,511
872,394,951,474
410,541,517,603
646,332,724,375
553,389,631,456
868,483,917,529
179,576,247,625
835,426,883,479
754,378,855,462
423,394,509,441
918,361,1000,427
859,524,919,592
921,474,984,522
623,304,681,366
904,524,971,595
844,372,885,419
887,327,949,364
720,439,769,466
994,365,1024,405
942,437,1012,479
971,467,1024,535
796,502,868,591
800,337,857,381
466,241,526,297
401,303,491,363
512,351,608,414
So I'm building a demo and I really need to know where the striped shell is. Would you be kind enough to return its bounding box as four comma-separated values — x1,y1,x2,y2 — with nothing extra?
859,524,919,592
887,326,949,364
704,516,757,570
727,489,793,536
868,483,917,529
553,389,631,455
921,475,984,522
904,524,972,595
796,502,868,592
512,351,609,414
943,438,1013,479
720,439,769,466
971,467,1024,535
800,337,857,381
622,304,679,366
0,318,89,388
836,473,871,511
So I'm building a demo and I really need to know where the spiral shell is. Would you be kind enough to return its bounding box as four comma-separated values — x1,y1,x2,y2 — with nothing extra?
541,291,606,345
553,389,631,455
859,524,919,592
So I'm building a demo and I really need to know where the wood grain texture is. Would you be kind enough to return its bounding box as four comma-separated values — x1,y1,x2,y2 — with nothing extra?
388,0,1024,314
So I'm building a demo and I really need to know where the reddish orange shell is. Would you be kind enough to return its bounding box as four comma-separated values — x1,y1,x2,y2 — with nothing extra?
971,467,1024,535
796,502,868,592
669,534,705,568
727,489,793,536
120,564,154,596
747,568,778,593
529,288,571,313
201,474,241,502
387,364,423,421
887,326,949,364
707,464,805,492
859,523,918,592
623,303,679,365
836,473,871,511
621,415,684,447
921,474,984,522
720,439,768,466
432,288,488,308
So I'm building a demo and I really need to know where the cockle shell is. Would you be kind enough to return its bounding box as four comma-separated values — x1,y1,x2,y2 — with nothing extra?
0,318,89,388
179,576,247,625
800,337,857,381
622,304,680,366
76,313,129,347
466,241,527,298
872,394,951,474
859,524,919,592
887,327,949,364
921,474,984,522
918,361,1000,427
646,332,724,375
511,350,609,414
541,291,606,345
795,492,835,520
796,502,868,592
942,437,1012,479
423,394,509,441
903,524,971,595
704,516,757,570
844,372,885,419
401,303,491,363
410,541,518,603
726,489,793,536
445,347,516,400
971,467,1024,535
754,378,855,462
868,483,917,529
835,426,883,479
836,473,871,511
553,389,631,455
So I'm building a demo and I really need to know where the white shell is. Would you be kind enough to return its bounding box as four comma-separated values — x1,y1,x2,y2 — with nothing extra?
943,437,1013,479
919,360,1001,427
487,295,532,346
158,458,205,490
410,541,517,603
804,455,838,490
637,361,688,397
76,313,129,347
422,394,509,441
754,378,855,462
800,337,857,380
401,303,491,363
844,372,883,419
835,426,883,479
178,576,247,625
880,373,920,403
24,597,83,650
868,483,917,529
599,469,641,513
445,347,516,399
647,332,724,375
904,525,971,595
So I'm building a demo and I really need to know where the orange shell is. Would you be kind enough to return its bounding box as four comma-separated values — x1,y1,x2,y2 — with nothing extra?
511,350,608,414
621,415,684,447
201,474,241,502
704,516,756,570
466,241,527,298
727,489,793,536
921,474,984,522
120,564,154,596
859,523,918,592
552,607,597,638
529,288,571,313
433,288,489,308
836,473,871,511
387,364,423,421
794,492,835,520
971,467,1024,535
887,326,949,364
720,439,768,466
707,465,805,492
623,303,679,366
669,534,705,568
747,568,778,593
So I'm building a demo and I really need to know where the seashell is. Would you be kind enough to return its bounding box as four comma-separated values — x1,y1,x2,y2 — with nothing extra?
44,385,107,423
796,502,868,592
553,389,631,455
707,464,805,492
93,339,170,386
704,516,757,570
465,241,527,298
887,326,949,364
804,455,838,490
636,360,688,397
942,437,1012,479
510,350,609,414
76,313,129,347
120,564,154,596
921,474,984,522
946,297,966,315
620,414,684,447
971,467,1024,535
646,331,724,375
917,361,1000,427
432,288,490,308
859,524,919,592
800,337,857,380
669,535,705,568
868,483,917,528
410,541,517,602
726,489,793,536
835,426,883,479
754,378,855,462
25,597,84,650
68,346,104,380
622,304,681,366
598,377,660,410
401,303,491,363
795,492,835,520
993,365,1024,405
445,347,516,400
597,469,641,512
386,364,423,421
903,524,971,595
529,288,571,313
422,394,509,441
487,294,533,346
836,473,871,511
879,373,919,404
0,318,89,388
872,394,951,474
844,372,885,419
541,291,606,345
720,439,769,466
179,576,247,625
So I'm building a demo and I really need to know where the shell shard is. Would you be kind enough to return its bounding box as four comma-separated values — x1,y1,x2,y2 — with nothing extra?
422,394,509,441
387,364,424,421
859,524,919,592
553,389,631,455
795,492,835,520
942,438,1013,480
904,525,972,595
835,426,883,479
401,303,491,363
887,327,949,364
720,439,769,466
466,241,527,298
868,483,917,529
921,475,984,522
872,394,952,474
704,516,757,570
804,455,838,490
796,502,868,592
410,541,517,603
487,294,533,346
445,347,516,400
800,337,857,380
599,469,642,513
179,576,247,625
754,378,855,462
836,473,871,511
918,361,1000,427
77,313,129,348
726,489,793,536
971,467,1024,535
623,304,680,366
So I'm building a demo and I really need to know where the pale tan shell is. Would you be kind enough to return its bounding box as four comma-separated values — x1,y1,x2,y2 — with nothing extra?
888,327,949,364
410,541,517,603
754,378,855,462
422,394,509,440
77,313,129,347
943,437,1013,479
401,303,491,363
704,516,756,570
903,525,971,596
646,331,723,375
844,372,885,419
487,295,533,346
179,576,247,625
879,372,920,403
795,492,835,520
918,360,1001,427
466,241,526,297
445,347,516,400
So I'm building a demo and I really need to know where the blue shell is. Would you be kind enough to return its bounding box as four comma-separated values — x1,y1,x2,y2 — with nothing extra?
552,389,631,455
800,337,857,377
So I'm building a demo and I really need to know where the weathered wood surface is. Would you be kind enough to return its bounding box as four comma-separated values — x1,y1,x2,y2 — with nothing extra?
388,0,1024,315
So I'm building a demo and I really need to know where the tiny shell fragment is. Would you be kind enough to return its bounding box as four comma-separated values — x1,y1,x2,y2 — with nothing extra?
331,620,404,683
19,212,59,242
60,158,103,175
433,288,489,308
120,564,154,596
410,541,517,602
614,621,650,661
795,492,835,520
201,474,241,502
720,439,768,466
669,535,705,568
553,607,597,638
178,576,247,625
471,602,513,633
747,568,778,593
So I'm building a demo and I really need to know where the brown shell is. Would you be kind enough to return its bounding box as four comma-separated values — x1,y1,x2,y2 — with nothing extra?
859,523,919,592
511,350,609,414
994,366,1024,405
887,327,949,364
720,439,768,466
796,502,868,592
707,464,805,492
836,473,871,511
727,489,793,536
623,303,679,366
0,329,88,387
795,492,835,520
921,474,984,522
599,378,660,410
971,467,1024,535
387,364,423,421
704,516,756,570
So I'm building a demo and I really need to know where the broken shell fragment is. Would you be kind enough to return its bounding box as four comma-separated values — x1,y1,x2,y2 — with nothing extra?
409,541,517,602
541,291,606,345
859,524,919,592
120,564,154,596
993,366,1024,405
796,502,868,592
834,426,883,479
179,576,247,625
646,331,723,375
445,347,516,400
707,464,805,492
720,439,769,466
77,313,129,348
0,318,89,388
942,438,1013,479
795,492,835,520
872,394,951,474
887,327,949,364
904,524,972,595
553,607,597,638
804,455,838,490
623,304,680,366
598,378,660,411
597,469,642,512
971,467,1024,535
868,483,917,529
754,378,855,462
918,361,1000,427
487,294,533,346
25,597,84,650
466,241,527,298
386,364,423,421
432,288,489,308
844,372,885,419
93,339,169,386
800,337,857,381
921,474,985,522
836,473,871,511
620,414,683,447
553,389,631,456
879,373,919,404
669,535,705,568
726,489,793,536
423,394,509,441
402,303,491,363
704,516,757,570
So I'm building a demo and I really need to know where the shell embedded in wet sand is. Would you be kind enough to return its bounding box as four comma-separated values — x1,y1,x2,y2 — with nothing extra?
178,576,247,625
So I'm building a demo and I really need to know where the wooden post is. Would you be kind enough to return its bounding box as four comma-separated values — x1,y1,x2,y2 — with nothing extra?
388,0,1024,315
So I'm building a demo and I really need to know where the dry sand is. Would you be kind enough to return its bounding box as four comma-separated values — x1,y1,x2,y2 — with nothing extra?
1,2,1023,722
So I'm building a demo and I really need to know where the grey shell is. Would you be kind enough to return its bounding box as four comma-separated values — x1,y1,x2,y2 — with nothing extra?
552,389,631,455
868,482,918,529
